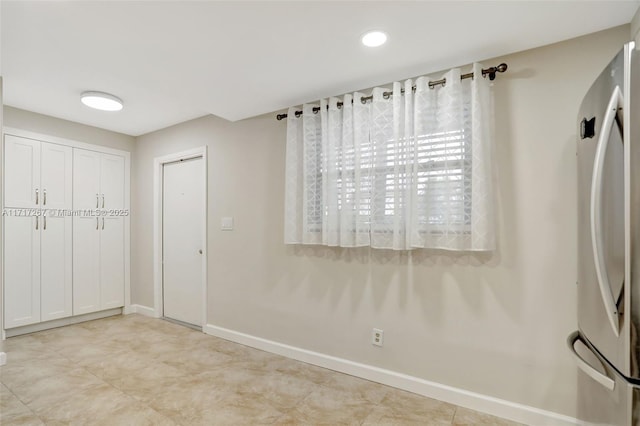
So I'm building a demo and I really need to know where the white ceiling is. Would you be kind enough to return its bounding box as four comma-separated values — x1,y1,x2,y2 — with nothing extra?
2,1,638,136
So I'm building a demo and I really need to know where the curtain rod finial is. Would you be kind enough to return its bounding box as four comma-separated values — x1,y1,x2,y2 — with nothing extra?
485,63,508,81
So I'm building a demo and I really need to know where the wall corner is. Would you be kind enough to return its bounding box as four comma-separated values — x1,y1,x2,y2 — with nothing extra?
631,6,640,45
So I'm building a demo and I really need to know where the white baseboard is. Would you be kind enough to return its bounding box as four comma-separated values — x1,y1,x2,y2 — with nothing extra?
204,324,577,426
124,304,157,318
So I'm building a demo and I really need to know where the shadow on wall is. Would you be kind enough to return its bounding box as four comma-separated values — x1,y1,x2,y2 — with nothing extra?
279,67,534,271
288,244,497,267
503,67,537,81
271,62,529,329
261,64,531,329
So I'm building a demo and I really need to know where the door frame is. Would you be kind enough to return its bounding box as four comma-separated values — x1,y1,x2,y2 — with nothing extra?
153,147,208,330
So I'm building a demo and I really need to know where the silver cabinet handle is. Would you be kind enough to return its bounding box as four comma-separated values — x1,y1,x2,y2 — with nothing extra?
43,189,47,206
102,217,105,230
35,216,39,230
96,217,99,230
102,194,105,208
96,194,99,209
35,189,39,205
43,215,47,230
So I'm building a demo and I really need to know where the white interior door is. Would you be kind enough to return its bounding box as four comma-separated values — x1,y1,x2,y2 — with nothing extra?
162,157,204,326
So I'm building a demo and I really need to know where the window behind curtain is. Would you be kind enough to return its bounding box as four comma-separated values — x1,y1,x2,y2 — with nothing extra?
284,63,494,251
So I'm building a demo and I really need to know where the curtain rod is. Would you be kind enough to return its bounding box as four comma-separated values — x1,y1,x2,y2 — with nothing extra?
276,63,507,121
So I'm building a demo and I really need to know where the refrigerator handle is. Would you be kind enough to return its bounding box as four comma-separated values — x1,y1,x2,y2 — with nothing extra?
590,85,624,337
567,331,615,391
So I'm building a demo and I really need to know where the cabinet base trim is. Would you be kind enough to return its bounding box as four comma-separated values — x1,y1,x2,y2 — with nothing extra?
4,308,122,337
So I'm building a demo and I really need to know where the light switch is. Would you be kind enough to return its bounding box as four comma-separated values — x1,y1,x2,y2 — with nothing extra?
221,217,234,231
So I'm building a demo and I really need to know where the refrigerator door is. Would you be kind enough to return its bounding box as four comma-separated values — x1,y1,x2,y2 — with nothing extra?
578,44,632,377
568,331,638,426
630,41,640,381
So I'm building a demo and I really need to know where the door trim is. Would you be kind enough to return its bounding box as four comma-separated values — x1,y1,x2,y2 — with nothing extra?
153,147,208,330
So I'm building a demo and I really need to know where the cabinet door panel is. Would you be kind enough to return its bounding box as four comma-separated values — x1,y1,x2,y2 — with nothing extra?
41,215,72,321
73,149,101,210
73,216,101,315
100,216,124,309
41,143,73,210
100,154,125,209
4,135,40,208
4,215,41,328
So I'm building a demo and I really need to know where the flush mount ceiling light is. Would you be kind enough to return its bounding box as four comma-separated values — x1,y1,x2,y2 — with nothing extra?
361,30,387,47
80,91,123,111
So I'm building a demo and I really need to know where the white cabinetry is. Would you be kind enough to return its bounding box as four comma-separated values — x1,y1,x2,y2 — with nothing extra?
73,149,125,315
3,215,41,327
4,135,40,209
3,131,129,331
3,135,73,328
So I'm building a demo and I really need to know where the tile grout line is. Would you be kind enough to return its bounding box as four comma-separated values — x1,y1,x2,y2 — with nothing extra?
1,380,44,423
25,326,168,424
3,316,522,425
86,366,179,425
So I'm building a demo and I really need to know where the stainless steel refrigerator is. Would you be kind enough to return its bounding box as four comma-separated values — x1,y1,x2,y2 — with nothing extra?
568,41,640,425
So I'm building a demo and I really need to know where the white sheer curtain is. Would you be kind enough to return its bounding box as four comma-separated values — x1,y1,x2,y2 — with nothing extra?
284,63,495,251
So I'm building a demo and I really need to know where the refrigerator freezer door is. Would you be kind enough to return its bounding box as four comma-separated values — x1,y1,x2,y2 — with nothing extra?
568,331,638,426
578,45,631,377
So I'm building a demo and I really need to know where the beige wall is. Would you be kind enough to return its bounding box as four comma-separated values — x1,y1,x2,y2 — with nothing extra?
132,26,630,417
632,6,640,44
3,106,135,152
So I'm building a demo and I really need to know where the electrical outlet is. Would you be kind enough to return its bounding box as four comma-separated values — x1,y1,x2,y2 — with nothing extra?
372,328,384,347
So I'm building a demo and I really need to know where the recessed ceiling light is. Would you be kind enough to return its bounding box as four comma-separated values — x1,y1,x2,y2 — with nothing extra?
361,30,387,47
80,91,123,111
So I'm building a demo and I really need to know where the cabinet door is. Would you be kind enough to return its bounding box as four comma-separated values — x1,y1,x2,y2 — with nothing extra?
73,216,101,315
4,135,40,208
41,142,73,210
41,214,72,321
73,148,101,210
100,153,125,209
4,215,41,328
100,216,124,309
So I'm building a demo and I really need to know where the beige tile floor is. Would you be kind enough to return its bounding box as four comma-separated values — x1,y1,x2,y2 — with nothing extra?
0,314,524,425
